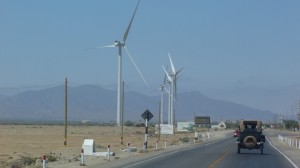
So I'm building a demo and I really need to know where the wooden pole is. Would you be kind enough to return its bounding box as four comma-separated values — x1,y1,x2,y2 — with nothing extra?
158,101,161,141
121,81,124,145
64,78,68,147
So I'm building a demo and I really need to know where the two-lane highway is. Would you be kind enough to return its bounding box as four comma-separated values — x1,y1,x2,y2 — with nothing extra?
114,137,296,168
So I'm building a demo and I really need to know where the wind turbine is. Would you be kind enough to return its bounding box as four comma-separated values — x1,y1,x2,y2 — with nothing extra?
162,65,173,125
162,52,183,125
168,52,183,125
159,73,169,125
102,0,148,126
168,52,183,100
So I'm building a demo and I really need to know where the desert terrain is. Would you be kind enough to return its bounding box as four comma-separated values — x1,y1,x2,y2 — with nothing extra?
0,124,210,168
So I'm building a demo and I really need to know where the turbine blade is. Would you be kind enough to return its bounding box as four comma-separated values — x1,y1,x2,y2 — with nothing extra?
162,65,172,82
124,46,149,88
168,52,176,74
164,86,170,95
85,44,115,50
174,68,183,99
123,0,140,43
99,44,115,48
163,74,167,85
177,67,184,74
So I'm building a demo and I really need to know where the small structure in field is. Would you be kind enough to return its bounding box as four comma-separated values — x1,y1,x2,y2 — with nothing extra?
82,139,95,155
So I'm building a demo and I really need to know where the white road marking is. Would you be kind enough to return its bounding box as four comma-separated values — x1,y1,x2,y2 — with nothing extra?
266,137,298,168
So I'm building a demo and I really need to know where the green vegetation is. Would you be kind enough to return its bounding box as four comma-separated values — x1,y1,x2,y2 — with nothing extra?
283,120,298,130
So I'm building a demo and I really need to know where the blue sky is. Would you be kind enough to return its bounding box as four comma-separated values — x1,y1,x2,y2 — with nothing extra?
1,0,300,116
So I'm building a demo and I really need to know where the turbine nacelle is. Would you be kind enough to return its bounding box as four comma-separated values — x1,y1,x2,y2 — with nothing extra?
114,41,124,47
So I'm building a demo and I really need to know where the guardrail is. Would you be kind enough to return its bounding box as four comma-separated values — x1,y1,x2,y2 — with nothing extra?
278,135,300,149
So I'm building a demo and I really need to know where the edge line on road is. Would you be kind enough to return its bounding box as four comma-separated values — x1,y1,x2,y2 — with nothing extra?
266,136,298,168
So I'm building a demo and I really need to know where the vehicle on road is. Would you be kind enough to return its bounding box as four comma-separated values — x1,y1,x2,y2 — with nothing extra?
233,129,240,137
236,120,265,154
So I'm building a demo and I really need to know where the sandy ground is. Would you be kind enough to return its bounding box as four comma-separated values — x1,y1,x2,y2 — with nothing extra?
4,125,299,168
0,124,218,168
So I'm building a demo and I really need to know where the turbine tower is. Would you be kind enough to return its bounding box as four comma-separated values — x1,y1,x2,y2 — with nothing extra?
159,74,169,125
103,0,148,126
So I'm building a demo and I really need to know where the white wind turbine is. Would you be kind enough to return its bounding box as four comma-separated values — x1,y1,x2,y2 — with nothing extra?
162,52,183,125
168,52,183,100
168,52,183,125
162,65,173,125
159,73,169,125
102,0,148,126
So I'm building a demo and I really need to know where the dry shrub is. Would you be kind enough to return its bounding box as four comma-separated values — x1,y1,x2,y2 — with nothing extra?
47,155,57,162
10,156,38,168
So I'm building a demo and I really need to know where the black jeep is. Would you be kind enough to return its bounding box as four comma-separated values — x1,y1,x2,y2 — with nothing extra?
236,120,265,154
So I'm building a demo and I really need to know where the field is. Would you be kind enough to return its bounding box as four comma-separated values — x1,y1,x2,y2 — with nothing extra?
0,124,197,168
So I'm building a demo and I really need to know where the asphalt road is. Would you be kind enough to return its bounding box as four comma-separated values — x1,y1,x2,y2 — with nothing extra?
115,137,296,168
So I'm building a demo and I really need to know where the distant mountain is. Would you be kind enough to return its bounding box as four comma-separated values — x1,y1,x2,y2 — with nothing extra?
0,85,276,123
175,92,275,122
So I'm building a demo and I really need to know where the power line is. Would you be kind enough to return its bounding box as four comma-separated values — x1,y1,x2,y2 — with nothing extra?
0,82,63,90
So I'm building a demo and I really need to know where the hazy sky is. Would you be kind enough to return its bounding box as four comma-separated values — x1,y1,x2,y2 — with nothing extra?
1,0,300,115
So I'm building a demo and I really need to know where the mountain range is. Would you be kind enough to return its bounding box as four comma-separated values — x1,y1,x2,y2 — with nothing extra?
0,85,276,123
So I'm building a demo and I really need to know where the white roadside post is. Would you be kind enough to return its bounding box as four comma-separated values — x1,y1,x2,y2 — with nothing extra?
80,148,85,166
127,142,131,155
107,145,110,161
164,138,167,148
42,154,46,168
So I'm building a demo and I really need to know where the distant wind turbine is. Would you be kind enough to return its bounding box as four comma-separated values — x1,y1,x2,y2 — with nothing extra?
162,65,173,125
162,52,183,125
168,52,183,125
102,0,148,126
168,52,183,100
159,73,169,125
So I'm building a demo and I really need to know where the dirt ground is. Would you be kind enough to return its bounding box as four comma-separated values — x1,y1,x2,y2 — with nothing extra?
0,124,199,168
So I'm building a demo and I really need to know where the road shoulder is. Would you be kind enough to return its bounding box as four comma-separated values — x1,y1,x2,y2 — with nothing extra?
265,129,300,167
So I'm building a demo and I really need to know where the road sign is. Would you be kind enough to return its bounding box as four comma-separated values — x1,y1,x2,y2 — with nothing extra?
141,109,153,121
194,116,210,125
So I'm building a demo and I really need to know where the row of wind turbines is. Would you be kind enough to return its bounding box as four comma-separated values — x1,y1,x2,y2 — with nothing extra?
101,0,182,126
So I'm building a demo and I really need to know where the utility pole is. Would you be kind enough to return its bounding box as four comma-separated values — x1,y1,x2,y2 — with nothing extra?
160,85,164,124
121,81,124,145
64,78,68,147
291,105,294,120
158,101,161,141
298,101,300,130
